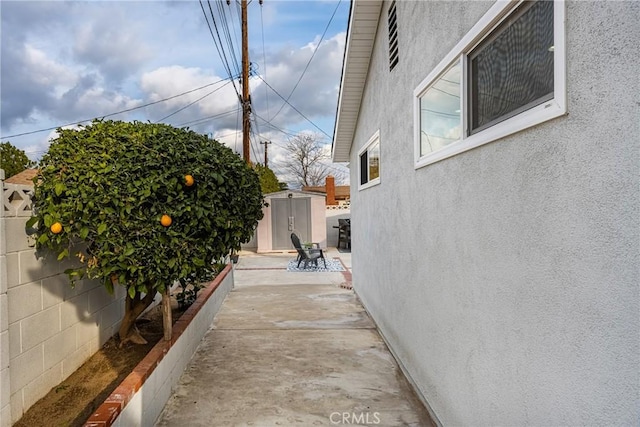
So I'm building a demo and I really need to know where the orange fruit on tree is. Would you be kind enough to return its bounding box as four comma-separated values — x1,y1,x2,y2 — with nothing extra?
160,214,172,227
184,174,195,187
50,222,63,234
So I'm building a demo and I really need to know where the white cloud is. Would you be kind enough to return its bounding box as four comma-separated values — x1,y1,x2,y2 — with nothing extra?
140,66,243,128
72,6,153,83
1,0,349,181
23,45,77,90
250,31,346,132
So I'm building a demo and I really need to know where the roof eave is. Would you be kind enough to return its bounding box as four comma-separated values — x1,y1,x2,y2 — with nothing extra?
332,0,383,163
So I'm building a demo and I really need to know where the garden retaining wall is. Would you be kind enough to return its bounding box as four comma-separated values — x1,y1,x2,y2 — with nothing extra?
85,264,234,427
1,175,126,426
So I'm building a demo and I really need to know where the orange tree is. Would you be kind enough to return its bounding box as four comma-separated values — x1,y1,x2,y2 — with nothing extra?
27,120,263,345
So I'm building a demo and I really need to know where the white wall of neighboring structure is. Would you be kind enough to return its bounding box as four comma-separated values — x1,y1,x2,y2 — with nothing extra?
325,207,350,249
1,179,126,425
347,1,639,425
255,191,327,252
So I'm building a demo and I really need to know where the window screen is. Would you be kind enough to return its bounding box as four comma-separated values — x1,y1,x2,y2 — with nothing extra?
469,0,554,133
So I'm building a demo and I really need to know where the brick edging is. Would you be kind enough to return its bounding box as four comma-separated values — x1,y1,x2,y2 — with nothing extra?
84,264,232,427
335,257,352,289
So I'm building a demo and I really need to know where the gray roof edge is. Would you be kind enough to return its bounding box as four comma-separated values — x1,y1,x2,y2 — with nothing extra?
263,190,327,199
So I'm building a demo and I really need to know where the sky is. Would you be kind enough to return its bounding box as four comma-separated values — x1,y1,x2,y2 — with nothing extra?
0,0,350,184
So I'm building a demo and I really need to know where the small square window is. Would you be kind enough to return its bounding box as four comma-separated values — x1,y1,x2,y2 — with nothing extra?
359,130,381,189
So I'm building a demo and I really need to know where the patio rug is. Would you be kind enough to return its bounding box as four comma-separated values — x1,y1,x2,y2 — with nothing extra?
287,258,345,272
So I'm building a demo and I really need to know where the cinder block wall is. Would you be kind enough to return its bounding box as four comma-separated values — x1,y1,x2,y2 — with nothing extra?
1,170,11,427
1,178,126,425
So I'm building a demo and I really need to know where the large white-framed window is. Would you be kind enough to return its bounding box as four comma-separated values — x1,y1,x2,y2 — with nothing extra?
414,0,566,168
358,130,381,190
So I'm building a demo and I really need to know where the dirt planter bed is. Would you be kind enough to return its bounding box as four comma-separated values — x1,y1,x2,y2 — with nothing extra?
84,265,234,427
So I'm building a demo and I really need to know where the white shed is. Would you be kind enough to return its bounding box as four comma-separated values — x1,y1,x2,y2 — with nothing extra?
252,190,327,252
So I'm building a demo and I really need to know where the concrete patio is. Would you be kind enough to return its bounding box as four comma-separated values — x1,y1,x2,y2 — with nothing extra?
156,249,433,426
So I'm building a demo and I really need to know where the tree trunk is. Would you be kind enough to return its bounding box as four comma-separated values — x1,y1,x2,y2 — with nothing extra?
162,288,172,341
119,288,157,347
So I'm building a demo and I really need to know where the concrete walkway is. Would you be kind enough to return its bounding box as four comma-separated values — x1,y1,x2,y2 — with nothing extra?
156,249,433,426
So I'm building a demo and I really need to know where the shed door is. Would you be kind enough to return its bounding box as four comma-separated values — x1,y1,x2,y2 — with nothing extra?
271,197,311,250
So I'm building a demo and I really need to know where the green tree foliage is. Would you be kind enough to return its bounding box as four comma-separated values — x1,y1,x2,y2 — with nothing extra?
254,163,281,194
28,120,264,344
0,141,35,178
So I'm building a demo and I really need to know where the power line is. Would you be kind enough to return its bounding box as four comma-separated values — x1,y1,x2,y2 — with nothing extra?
199,0,241,100
177,107,240,127
155,80,232,123
0,77,234,139
229,0,243,56
249,98,264,163
252,112,348,176
421,107,460,118
256,75,331,138
253,111,298,138
216,0,241,78
249,132,260,163
234,105,241,153
244,113,350,182
259,2,271,124
270,0,342,122
206,0,238,84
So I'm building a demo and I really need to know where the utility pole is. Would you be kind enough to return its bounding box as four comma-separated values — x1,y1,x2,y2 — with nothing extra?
241,0,251,164
260,140,272,167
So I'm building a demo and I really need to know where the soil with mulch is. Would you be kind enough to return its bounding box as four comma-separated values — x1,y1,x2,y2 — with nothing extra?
14,303,185,427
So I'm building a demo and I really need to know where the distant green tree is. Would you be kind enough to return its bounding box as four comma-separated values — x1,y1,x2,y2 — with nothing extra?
278,181,289,191
0,141,35,178
254,163,281,194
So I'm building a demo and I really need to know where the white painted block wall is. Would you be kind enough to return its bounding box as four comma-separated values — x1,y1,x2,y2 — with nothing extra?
1,181,126,425
0,170,11,427
114,268,234,426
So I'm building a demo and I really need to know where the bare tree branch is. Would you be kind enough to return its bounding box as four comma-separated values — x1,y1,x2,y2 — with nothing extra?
278,133,338,188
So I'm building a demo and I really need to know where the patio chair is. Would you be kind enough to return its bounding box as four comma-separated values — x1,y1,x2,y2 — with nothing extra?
290,233,326,269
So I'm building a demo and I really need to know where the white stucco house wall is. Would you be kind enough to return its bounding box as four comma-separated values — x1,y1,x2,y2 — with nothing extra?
332,0,639,425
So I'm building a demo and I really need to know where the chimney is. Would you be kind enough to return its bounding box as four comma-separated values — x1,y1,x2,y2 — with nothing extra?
325,175,337,205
